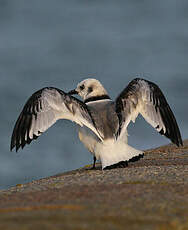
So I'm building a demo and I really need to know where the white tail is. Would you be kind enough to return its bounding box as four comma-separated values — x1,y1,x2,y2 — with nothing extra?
95,140,143,169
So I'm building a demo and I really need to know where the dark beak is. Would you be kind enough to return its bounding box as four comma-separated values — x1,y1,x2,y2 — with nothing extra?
68,89,78,95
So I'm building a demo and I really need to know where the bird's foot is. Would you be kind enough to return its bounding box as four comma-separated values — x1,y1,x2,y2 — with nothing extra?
85,156,97,170
89,165,96,170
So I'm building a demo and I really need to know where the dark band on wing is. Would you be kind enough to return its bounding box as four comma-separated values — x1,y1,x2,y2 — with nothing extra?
115,78,183,147
147,79,183,146
11,87,51,151
115,78,138,136
11,87,99,152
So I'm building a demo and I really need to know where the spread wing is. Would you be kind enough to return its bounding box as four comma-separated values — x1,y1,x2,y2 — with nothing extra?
11,87,103,152
115,78,183,146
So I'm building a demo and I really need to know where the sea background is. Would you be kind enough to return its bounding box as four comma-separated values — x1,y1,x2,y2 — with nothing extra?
0,0,187,189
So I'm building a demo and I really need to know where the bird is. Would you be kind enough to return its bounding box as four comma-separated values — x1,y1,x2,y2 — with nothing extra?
10,78,183,170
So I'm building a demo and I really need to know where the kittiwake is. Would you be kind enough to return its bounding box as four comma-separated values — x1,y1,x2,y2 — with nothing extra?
10,78,183,169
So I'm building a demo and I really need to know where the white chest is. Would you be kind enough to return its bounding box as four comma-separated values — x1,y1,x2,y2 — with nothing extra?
78,126,101,159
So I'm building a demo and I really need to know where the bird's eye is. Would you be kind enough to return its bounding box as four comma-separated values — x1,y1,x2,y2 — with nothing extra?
80,85,85,90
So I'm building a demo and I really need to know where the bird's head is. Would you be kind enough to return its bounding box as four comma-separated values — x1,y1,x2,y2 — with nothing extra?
68,78,109,102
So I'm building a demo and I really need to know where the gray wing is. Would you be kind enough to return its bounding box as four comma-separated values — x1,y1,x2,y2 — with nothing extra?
115,78,183,147
11,87,103,152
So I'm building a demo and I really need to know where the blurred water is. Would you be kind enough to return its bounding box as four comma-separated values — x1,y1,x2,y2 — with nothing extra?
0,0,187,190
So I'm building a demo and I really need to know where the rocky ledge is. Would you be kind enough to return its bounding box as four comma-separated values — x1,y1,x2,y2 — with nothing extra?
0,140,188,230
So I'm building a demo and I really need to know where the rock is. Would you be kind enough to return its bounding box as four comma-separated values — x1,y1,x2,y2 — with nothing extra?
0,140,188,230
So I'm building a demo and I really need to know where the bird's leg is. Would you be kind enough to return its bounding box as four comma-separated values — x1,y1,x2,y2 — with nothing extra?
90,156,96,170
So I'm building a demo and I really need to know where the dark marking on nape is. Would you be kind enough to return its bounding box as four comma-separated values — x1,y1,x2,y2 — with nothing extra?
84,95,110,104
80,85,85,90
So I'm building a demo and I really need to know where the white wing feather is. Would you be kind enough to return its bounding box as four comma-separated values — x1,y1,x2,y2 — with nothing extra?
11,87,103,151
115,78,182,146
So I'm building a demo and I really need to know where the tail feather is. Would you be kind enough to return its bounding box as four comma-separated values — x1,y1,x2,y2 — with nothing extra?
96,140,143,169
128,153,144,162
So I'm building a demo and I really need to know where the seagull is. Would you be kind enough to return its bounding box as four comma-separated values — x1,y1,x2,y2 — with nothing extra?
10,78,183,170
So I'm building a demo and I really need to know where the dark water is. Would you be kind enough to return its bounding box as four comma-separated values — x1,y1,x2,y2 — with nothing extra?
0,0,188,190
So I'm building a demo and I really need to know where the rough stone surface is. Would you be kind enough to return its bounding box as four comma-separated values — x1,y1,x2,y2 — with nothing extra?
0,140,188,230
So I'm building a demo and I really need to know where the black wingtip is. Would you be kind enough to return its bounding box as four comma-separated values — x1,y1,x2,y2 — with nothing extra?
10,134,16,152
169,136,183,148
10,144,15,152
179,135,183,146
16,143,20,152
175,138,183,147
10,141,13,152
10,139,22,152
10,145,13,152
